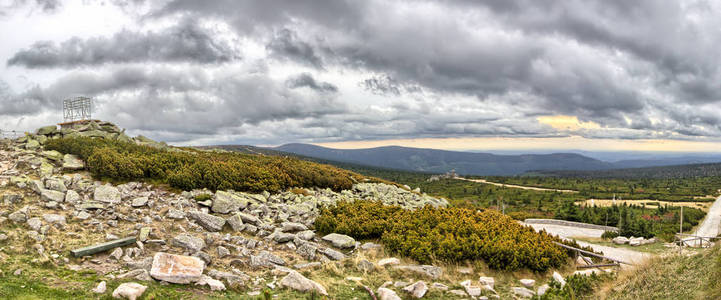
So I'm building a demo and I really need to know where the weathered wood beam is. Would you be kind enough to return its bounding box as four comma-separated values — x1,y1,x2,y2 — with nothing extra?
577,263,620,269
70,237,137,257
553,241,634,265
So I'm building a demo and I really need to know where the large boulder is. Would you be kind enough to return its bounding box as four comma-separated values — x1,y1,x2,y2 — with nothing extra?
36,125,58,136
394,265,442,279
322,233,356,249
94,185,121,204
279,271,328,296
188,211,226,232
613,236,629,245
211,191,249,214
172,234,206,252
63,154,85,170
150,252,205,284
41,190,66,203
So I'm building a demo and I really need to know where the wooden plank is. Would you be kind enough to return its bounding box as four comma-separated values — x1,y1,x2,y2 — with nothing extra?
70,237,136,257
552,242,634,265
577,263,620,269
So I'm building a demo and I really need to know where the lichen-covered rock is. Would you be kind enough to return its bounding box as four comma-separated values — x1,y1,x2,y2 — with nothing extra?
94,185,121,204
63,154,84,170
172,234,206,252
150,252,204,284
322,233,355,249
279,271,328,296
188,211,226,232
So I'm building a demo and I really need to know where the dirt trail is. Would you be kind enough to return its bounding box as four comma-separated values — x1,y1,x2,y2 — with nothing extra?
458,177,579,193
683,195,721,246
524,222,651,265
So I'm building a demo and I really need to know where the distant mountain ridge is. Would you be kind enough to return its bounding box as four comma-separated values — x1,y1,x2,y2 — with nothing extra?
271,143,615,176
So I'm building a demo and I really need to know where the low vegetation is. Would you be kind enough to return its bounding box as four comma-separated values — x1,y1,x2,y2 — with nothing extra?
483,175,720,202
316,200,591,272
598,244,721,299
45,137,364,192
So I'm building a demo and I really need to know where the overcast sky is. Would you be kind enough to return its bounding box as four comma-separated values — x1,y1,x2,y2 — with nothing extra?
2,0,721,151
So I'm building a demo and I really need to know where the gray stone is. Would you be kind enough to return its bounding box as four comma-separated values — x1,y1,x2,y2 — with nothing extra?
403,281,428,298
172,234,206,252
361,242,382,250
212,191,248,214
226,213,244,232
552,271,566,287
36,125,57,135
538,284,550,296
321,248,346,261
394,265,442,279
613,236,629,245
281,222,308,232
189,211,226,232
321,233,356,249
44,179,67,192
461,280,481,296
357,259,374,272
166,209,185,219
377,287,402,300
27,217,42,231
479,276,495,289
512,287,535,298
42,214,66,225
236,212,260,225
65,190,81,203
207,269,248,288
273,232,295,243
2,193,22,204
41,190,66,203
520,279,535,288
279,271,328,296
94,185,121,204
196,274,226,291
112,282,147,300
294,262,321,270
9,210,26,223
296,243,317,260
131,197,148,207
378,257,400,267
296,230,315,240
92,281,107,294
217,246,230,258
62,154,84,170
150,252,205,284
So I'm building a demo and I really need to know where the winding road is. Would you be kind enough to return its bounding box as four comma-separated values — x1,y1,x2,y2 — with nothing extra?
523,221,651,265
458,177,579,193
683,195,721,246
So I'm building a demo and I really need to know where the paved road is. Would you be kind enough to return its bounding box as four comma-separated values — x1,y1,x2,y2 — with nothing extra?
458,177,578,193
524,222,651,265
683,195,721,246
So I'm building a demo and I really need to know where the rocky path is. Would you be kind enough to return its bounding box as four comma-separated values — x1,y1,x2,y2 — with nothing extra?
458,178,579,193
524,222,651,265
683,195,721,246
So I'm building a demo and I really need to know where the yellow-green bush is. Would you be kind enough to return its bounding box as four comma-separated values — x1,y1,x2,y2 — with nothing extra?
45,137,362,192
317,200,579,272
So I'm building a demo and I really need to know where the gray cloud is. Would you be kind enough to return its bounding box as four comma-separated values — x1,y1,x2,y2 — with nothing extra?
285,73,337,93
7,18,240,68
4,0,721,145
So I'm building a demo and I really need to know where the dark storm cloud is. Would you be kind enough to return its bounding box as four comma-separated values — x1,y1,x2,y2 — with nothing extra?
285,73,337,93
6,0,721,144
7,18,240,68
267,29,324,69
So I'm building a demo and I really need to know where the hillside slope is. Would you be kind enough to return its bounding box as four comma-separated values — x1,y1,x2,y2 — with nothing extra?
272,143,614,176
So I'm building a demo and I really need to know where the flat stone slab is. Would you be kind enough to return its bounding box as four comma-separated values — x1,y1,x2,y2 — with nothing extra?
150,252,205,284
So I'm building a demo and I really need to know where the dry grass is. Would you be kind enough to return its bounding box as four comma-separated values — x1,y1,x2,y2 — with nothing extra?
576,199,713,211
596,244,721,299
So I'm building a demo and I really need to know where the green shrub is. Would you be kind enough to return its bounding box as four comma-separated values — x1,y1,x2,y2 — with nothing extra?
601,230,619,240
541,273,612,299
317,200,575,272
45,137,362,192
194,194,212,202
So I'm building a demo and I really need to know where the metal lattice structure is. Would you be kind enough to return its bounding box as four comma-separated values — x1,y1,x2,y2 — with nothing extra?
63,97,93,122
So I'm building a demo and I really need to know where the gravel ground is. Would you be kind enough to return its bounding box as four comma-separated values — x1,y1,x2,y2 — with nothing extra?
524,222,651,266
